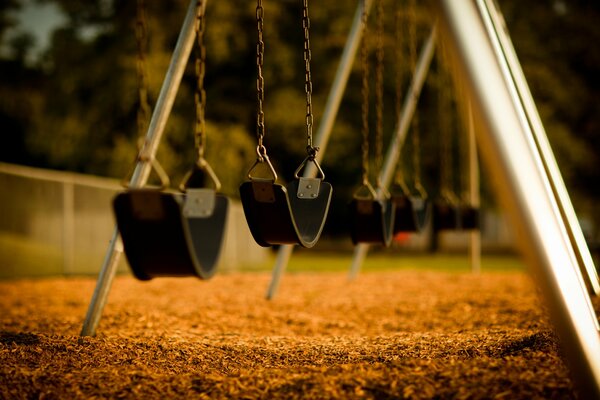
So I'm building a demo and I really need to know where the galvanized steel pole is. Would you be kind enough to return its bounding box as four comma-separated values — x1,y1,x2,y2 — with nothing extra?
467,102,481,274
434,0,600,395
476,0,598,332
479,0,600,296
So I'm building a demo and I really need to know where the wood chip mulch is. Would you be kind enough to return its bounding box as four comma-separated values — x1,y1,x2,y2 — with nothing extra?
1,270,596,399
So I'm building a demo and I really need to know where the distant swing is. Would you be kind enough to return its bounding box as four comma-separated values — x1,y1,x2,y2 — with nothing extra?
239,0,332,248
349,0,395,246
433,48,479,232
113,0,228,280
391,0,431,234
433,55,461,231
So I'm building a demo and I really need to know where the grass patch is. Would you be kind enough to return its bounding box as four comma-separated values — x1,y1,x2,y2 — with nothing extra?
0,232,63,278
249,251,525,274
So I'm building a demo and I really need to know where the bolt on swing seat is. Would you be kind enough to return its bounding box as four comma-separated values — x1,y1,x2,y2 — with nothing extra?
350,183,395,246
240,154,332,248
114,159,229,280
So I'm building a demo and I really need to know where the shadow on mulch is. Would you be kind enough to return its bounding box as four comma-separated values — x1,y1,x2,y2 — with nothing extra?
0,331,41,346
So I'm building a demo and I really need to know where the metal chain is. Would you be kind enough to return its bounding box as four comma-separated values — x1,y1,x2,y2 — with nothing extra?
255,0,267,161
439,55,454,198
436,37,458,200
408,0,423,192
302,0,318,160
135,0,151,144
393,3,410,194
374,0,384,187
454,78,469,201
394,5,404,128
194,0,207,159
360,4,370,186
127,0,169,189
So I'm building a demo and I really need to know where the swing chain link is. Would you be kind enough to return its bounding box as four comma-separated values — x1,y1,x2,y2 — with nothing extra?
246,0,277,182
394,6,403,131
360,4,370,187
302,0,318,160
122,0,170,189
392,4,411,195
135,0,151,144
408,0,424,195
179,0,222,192
256,0,267,159
438,48,456,203
374,0,384,188
194,0,207,160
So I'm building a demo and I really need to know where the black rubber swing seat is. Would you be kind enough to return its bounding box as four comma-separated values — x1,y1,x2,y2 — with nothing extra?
239,178,333,248
433,198,480,231
113,188,229,280
459,204,480,230
392,194,431,233
350,197,395,246
433,199,461,231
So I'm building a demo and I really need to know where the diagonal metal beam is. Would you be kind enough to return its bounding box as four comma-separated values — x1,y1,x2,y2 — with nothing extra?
434,0,600,395
479,0,600,296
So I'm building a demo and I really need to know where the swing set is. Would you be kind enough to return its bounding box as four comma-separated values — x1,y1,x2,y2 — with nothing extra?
113,0,228,280
433,43,479,233
390,0,430,235
79,0,600,395
349,0,395,247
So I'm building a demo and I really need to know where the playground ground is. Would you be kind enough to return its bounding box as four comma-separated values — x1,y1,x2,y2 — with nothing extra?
0,255,595,399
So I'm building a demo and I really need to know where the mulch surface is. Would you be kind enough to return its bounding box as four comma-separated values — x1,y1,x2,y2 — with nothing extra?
0,270,597,399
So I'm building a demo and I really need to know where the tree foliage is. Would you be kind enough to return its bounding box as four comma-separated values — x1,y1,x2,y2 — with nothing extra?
1,0,599,229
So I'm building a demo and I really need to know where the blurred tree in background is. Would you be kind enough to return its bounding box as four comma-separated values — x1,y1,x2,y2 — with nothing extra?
0,0,599,234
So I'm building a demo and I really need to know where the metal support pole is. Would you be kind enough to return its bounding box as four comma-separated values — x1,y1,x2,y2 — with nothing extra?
480,0,599,295
62,180,75,275
467,102,481,274
265,0,374,300
476,0,598,331
80,0,203,336
348,25,437,280
434,0,600,396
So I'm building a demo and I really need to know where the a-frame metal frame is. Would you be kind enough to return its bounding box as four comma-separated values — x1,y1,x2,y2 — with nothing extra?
474,0,600,296
434,0,600,395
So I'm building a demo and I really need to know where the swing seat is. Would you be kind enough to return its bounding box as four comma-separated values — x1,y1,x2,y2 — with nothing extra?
433,199,461,231
392,195,431,233
113,188,229,280
239,178,332,248
350,197,395,246
460,205,480,230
